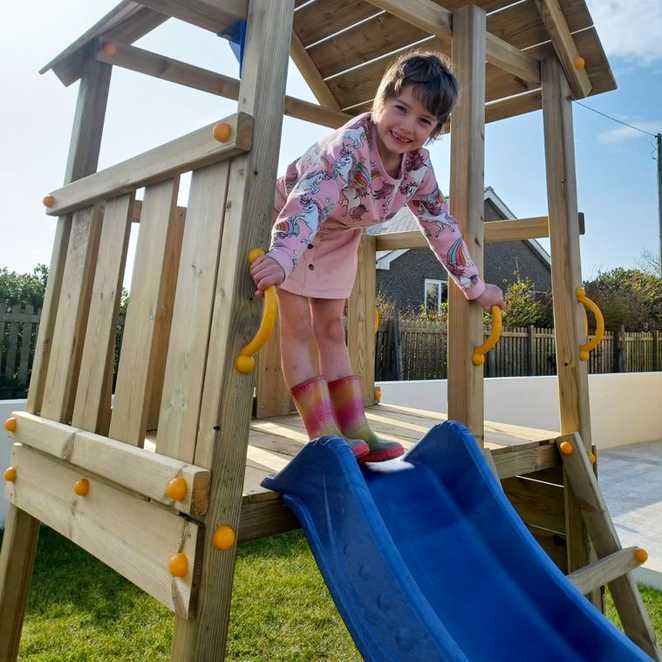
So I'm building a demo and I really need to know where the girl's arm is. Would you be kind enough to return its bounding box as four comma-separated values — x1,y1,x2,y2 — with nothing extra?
408,162,486,300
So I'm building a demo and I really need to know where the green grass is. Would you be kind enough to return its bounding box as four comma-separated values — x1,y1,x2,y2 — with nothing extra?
6,527,662,661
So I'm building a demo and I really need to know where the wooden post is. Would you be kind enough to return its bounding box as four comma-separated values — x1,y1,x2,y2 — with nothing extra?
528,325,537,376
0,55,112,662
448,5,487,443
348,235,377,405
170,1,294,659
541,55,598,604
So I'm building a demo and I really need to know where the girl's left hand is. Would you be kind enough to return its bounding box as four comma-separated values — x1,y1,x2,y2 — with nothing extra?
476,283,505,312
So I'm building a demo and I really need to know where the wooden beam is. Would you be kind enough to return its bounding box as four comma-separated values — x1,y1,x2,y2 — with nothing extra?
96,40,351,128
7,444,201,619
447,5,487,442
365,0,540,85
290,30,341,110
138,0,247,33
10,411,210,518
171,1,295,658
45,113,252,217
568,547,647,597
558,434,661,659
534,0,591,98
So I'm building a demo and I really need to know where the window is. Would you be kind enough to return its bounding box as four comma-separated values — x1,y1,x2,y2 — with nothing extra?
424,279,446,314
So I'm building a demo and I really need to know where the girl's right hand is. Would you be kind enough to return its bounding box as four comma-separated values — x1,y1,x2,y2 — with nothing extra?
250,254,286,296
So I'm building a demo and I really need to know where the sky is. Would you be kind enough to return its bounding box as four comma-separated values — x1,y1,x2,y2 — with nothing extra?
0,0,660,282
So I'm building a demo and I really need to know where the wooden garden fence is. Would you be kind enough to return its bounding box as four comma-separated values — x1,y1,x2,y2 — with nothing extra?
0,302,41,399
376,316,662,381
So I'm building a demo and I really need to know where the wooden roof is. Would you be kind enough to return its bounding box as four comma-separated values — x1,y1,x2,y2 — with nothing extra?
41,0,615,124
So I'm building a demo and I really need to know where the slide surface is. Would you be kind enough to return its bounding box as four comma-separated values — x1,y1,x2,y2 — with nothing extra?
262,421,652,661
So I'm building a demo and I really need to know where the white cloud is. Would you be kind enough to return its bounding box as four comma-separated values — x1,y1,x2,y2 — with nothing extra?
586,0,662,64
598,121,662,144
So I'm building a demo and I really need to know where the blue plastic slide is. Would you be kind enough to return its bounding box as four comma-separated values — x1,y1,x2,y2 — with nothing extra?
262,421,652,661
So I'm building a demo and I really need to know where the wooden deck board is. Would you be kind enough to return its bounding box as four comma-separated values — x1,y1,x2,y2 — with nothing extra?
238,404,562,540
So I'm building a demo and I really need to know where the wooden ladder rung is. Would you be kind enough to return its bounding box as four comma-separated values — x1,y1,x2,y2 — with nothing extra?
568,547,647,596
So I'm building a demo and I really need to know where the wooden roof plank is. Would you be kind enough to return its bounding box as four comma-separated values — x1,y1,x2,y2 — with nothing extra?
534,0,592,97
137,0,247,33
291,30,342,109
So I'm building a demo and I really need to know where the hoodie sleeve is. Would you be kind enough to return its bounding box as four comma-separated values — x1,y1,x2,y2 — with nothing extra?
407,160,486,300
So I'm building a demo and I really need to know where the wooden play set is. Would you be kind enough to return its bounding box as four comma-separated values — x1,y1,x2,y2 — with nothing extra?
0,0,660,660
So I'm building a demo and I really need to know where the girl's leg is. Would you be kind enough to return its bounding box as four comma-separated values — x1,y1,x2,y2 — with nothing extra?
277,289,368,457
310,297,404,462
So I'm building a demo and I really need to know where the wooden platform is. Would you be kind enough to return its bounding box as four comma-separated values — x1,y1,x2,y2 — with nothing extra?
238,403,563,542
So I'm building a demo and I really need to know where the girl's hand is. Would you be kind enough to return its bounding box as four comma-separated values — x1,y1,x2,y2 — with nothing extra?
250,254,286,296
476,283,505,312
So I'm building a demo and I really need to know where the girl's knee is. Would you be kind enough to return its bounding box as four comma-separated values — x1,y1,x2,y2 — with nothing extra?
313,315,346,345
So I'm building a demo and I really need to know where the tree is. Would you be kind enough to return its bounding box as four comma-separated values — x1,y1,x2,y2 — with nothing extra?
583,268,662,331
0,264,48,308
502,278,543,327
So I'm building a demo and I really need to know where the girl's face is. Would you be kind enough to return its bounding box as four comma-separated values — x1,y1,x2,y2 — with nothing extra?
374,86,438,162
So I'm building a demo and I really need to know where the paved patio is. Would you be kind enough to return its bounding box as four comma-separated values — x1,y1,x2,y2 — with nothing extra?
600,440,662,590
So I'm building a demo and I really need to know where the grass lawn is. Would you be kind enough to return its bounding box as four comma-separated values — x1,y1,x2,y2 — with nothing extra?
6,526,662,661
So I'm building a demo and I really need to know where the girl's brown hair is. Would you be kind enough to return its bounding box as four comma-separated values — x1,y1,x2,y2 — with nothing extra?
371,51,459,140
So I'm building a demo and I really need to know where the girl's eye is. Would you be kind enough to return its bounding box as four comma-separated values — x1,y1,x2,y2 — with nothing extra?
395,104,407,113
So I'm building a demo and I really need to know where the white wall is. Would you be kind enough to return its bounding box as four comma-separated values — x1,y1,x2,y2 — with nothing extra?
0,400,25,529
378,372,662,450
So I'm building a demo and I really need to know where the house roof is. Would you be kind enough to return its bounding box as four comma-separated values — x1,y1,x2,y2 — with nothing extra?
371,187,551,270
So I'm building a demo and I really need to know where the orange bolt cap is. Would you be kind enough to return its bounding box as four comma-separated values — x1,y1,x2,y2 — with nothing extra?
4,417,17,433
374,386,382,403
102,42,118,58
169,552,188,577
634,548,648,564
213,526,236,551
590,451,597,465
43,195,56,208
166,477,187,502
574,56,586,70
559,440,574,456
73,478,90,496
4,467,17,483
213,122,232,143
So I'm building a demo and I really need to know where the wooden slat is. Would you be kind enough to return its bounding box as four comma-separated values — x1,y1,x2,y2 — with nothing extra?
96,41,351,129
291,30,341,109
447,5,486,442
72,194,133,433
46,113,251,217
568,547,646,596
171,2,295,657
255,322,291,418
17,305,35,387
10,411,210,518
559,434,661,659
348,235,377,404
7,444,201,619
40,207,103,423
534,0,591,98
5,309,19,379
154,163,230,462
109,179,182,446
138,0,247,33
503,475,565,533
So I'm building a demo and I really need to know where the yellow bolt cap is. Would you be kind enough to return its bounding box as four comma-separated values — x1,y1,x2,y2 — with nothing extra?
213,122,232,143
590,451,597,464
374,386,382,403
169,552,188,577
559,440,574,455
574,56,586,70
4,467,17,482
42,195,55,208
4,417,17,433
634,548,648,564
166,477,187,502
213,526,236,551
73,478,90,496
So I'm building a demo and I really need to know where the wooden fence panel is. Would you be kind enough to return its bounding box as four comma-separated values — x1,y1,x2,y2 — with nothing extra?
0,303,41,397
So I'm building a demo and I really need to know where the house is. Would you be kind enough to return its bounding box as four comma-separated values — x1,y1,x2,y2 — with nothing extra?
368,187,552,313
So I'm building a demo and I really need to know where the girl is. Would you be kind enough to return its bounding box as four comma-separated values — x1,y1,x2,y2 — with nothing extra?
251,51,504,462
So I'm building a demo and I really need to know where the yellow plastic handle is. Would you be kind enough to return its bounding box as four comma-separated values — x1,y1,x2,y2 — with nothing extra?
374,308,380,334
576,287,604,361
473,305,503,366
235,249,278,374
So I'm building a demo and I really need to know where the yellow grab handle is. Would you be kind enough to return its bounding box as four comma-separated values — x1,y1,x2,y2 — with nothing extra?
374,308,380,334
235,249,278,374
473,305,503,366
576,287,604,361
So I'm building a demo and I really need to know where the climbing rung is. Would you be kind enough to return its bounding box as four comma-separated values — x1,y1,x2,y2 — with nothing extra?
5,444,201,618
568,547,647,596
